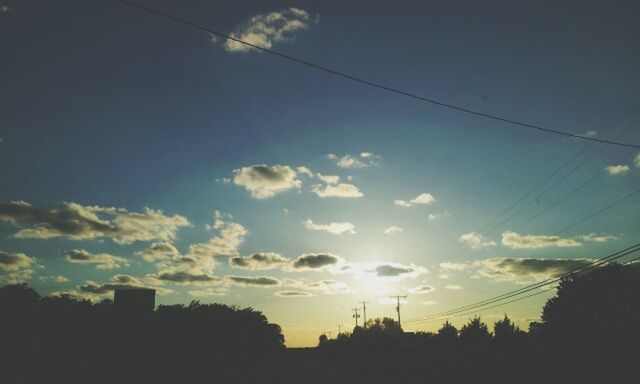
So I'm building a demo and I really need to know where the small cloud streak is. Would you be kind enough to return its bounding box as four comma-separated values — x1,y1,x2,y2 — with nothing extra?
384,226,403,235
605,164,629,175
459,232,496,249
395,193,436,207
326,152,380,169
304,219,356,234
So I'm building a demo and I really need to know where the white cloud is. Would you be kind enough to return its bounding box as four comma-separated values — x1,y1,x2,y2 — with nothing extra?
634,152,640,168
585,130,597,138
136,242,181,262
311,183,363,198
579,233,619,243
154,212,247,281
326,152,380,169
395,193,436,207
64,249,129,270
316,173,340,185
39,275,69,283
501,231,581,249
445,284,463,290
0,5,8,14
296,166,314,177
501,231,618,249
232,164,301,199
605,164,629,175
224,8,318,53
440,262,470,271
459,232,496,249
384,226,403,235
304,219,356,234
0,201,189,244
428,211,451,221
187,211,247,260
423,300,438,306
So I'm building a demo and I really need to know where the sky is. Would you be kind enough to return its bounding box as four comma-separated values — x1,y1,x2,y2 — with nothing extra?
1,0,640,347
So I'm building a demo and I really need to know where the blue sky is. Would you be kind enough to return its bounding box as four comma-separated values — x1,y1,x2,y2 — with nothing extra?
1,0,639,346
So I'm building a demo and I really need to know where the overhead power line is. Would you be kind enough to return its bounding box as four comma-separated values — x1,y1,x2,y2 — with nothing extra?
408,250,640,326
112,0,640,149
404,242,640,324
486,118,640,234
514,148,640,231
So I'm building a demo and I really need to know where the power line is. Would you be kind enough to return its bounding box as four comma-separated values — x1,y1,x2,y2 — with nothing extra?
486,118,640,234
404,242,640,324
407,243,640,322
475,103,640,238
514,148,639,232
437,104,639,270
554,187,640,236
111,0,640,149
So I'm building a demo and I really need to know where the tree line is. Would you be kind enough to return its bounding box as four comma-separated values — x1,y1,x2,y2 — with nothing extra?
1,262,638,384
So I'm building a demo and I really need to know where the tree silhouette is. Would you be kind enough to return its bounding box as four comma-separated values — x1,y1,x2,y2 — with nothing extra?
493,314,523,339
459,316,491,342
436,320,458,340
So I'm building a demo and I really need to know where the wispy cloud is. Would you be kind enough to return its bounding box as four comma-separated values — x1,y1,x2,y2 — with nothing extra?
63,249,129,270
428,211,451,221
501,231,618,249
409,284,435,294
459,232,496,249
275,290,313,298
304,219,356,234
326,152,380,169
224,8,318,53
395,193,436,207
383,226,403,235
311,183,363,198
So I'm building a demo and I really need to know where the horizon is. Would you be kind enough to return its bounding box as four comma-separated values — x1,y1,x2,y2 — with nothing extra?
1,0,639,347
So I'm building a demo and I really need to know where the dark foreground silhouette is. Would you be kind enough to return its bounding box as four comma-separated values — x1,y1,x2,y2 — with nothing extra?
1,263,638,384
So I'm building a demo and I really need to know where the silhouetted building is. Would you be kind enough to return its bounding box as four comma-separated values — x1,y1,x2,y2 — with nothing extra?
114,288,155,311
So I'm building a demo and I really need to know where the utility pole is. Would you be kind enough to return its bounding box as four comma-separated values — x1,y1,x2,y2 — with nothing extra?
337,324,343,335
359,300,370,329
351,307,361,328
390,295,407,328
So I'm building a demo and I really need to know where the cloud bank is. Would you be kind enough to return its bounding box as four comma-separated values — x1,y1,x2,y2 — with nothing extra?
0,201,189,244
